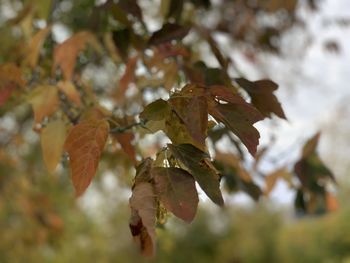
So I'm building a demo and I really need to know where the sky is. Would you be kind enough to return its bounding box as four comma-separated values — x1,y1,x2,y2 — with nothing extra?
232,0,350,206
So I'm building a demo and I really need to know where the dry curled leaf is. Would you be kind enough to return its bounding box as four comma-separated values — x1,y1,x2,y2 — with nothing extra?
129,182,157,257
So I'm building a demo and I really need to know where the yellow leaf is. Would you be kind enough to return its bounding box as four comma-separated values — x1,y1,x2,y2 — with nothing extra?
64,119,109,196
53,31,102,80
41,119,66,173
57,80,82,106
29,85,59,123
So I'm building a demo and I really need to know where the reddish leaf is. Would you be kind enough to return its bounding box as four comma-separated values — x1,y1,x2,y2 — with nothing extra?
129,182,156,257
53,31,101,80
236,78,286,119
208,86,263,156
169,144,224,206
153,167,199,222
148,23,190,46
64,119,109,196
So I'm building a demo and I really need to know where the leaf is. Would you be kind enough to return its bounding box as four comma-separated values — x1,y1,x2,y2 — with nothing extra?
129,182,157,257
264,168,292,196
301,132,320,157
169,144,224,206
153,167,199,222
25,26,51,68
40,119,66,173
208,86,263,156
117,55,138,100
114,132,136,164
164,110,204,150
169,95,208,148
112,28,131,61
148,23,190,46
53,31,101,80
236,78,286,119
215,152,252,182
139,99,171,121
29,85,59,123
57,81,82,106
64,119,109,196
0,63,25,106
135,158,154,184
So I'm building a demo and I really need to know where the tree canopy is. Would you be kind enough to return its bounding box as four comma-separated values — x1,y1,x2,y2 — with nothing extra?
0,0,337,257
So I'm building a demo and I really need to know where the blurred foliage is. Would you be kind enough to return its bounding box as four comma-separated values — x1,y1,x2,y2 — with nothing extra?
0,0,346,261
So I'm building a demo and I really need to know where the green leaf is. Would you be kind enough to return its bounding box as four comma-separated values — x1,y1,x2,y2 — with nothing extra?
140,99,171,121
168,144,224,206
236,78,286,119
153,167,198,222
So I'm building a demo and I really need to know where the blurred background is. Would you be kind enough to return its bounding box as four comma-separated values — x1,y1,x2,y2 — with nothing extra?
1,0,350,262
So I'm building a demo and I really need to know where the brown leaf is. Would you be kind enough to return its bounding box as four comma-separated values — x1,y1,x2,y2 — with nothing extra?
29,85,59,123
148,23,190,46
215,152,252,182
208,86,263,156
53,31,101,80
169,95,208,149
40,119,67,173
264,168,291,196
129,182,157,257
25,26,51,68
153,167,198,222
114,132,136,164
64,119,109,196
169,144,224,206
236,78,286,119
117,55,138,100
57,80,82,106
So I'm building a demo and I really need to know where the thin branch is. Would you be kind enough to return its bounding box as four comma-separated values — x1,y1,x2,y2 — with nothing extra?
109,121,145,133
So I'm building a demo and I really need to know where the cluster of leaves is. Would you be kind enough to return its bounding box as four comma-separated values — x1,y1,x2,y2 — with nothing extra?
0,0,335,256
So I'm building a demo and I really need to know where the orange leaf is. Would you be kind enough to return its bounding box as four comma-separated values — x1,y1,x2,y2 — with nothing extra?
25,26,51,68
40,119,67,173
64,119,109,196
114,132,137,164
57,80,82,106
53,31,101,80
29,85,59,123
117,55,138,100
129,182,156,257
